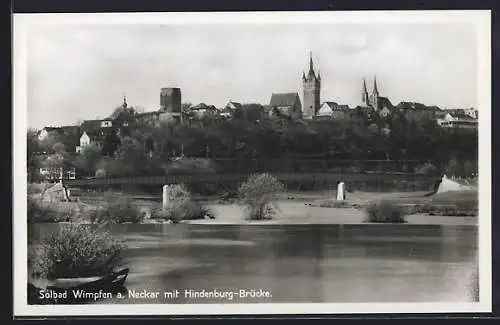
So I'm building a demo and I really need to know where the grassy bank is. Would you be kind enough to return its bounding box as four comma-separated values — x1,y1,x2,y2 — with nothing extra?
28,187,478,226
308,190,478,217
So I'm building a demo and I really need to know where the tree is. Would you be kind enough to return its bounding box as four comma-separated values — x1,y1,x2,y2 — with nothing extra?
113,136,148,175
101,130,121,157
27,130,42,182
52,142,67,154
238,173,284,220
39,133,63,154
73,143,102,176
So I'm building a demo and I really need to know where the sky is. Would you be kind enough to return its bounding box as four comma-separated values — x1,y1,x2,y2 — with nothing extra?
26,22,477,129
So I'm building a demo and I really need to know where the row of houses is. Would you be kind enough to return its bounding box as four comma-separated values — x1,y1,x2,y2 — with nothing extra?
37,94,479,158
314,100,478,129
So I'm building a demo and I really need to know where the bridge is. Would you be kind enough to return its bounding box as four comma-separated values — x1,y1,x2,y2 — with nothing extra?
62,172,441,188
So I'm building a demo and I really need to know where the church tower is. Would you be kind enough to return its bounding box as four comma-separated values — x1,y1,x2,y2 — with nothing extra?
369,76,379,111
302,52,321,119
361,78,369,106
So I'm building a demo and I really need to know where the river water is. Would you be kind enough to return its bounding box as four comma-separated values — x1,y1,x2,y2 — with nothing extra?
30,223,479,304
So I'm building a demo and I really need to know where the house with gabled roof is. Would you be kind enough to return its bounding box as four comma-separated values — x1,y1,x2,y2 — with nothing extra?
317,102,339,117
76,119,117,153
38,125,79,141
190,103,219,118
219,101,243,118
269,92,302,119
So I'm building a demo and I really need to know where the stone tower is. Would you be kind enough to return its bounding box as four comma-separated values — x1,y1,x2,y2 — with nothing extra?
361,78,369,106
302,52,321,119
369,76,379,111
160,87,182,113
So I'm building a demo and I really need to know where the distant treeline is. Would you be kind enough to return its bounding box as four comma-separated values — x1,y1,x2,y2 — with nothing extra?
28,110,478,181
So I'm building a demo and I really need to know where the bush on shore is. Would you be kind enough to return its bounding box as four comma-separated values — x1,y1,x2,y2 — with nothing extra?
365,200,407,223
27,196,78,223
27,182,52,195
420,203,478,217
84,190,143,224
106,198,143,223
154,184,214,223
238,173,284,220
28,223,126,279
318,200,351,208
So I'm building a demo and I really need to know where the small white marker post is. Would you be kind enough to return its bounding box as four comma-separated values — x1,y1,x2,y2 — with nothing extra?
336,182,346,201
162,185,170,211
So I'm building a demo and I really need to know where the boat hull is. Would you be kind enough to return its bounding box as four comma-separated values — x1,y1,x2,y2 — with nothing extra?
28,268,129,305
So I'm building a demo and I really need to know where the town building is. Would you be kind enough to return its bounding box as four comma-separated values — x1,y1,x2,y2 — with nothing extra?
268,92,302,119
75,119,116,153
396,101,439,123
317,102,339,117
220,101,243,118
361,76,394,118
302,52,321,119
190,103,219,118
438,110,478,129
37,125,80,141
160,87,182,123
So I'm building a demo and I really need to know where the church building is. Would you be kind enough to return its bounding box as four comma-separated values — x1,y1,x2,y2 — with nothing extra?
361,76,394,117
302,52,321,119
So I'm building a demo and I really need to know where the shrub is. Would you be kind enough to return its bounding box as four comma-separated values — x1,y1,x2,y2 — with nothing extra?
420,203,478,217
27,182,52,195
28,223,126,279
319,200,350,208
238,173,284,220
160,184,214,222
105,198,143,223
27,196,76,223
414,162,438,175
86,207,110,224
365,200,407,223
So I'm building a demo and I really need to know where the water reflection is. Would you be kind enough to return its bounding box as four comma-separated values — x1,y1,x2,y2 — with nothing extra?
30,224,478,304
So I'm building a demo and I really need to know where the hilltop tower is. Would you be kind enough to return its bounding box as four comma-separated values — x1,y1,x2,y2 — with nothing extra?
369,76,380,110
160,87,182,113
361,78,369,106
302,52,321,119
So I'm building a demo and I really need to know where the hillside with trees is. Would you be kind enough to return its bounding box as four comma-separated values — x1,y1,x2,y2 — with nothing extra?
27,105,478,182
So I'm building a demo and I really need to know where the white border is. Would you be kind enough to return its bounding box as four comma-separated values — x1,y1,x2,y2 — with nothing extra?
13,10,492,316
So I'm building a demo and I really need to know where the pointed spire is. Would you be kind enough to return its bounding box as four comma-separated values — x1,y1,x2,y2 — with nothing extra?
122,95,128,108
317,69,321,80
309,51,313,72
373,75,379,94
307,51,317,80
302,71,306,81
363,77,368,93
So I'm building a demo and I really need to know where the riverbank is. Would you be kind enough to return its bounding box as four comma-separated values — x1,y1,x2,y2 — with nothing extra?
184,202,477,226
30,189,478,226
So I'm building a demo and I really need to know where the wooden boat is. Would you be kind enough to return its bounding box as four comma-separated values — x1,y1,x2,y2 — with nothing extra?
28,268,129,305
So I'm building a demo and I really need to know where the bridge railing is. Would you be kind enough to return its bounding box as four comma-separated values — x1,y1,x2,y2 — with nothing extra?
63,172,441,188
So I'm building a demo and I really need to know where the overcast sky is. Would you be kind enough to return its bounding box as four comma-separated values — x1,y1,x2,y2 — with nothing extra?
26,22,477,129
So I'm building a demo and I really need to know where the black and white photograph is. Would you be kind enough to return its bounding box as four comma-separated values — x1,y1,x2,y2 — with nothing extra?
13,10,491,316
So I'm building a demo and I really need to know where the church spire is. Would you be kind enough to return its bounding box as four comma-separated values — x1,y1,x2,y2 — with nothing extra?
309,51,314,72
373,75,379,95
362,77,369,105
307,51,317,80
122,95,128,108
